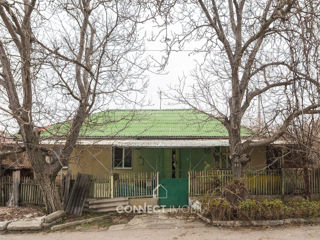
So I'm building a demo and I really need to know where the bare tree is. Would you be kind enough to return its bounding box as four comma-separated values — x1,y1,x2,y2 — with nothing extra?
280,2,320,197
0,0,147,212
153,0,320,178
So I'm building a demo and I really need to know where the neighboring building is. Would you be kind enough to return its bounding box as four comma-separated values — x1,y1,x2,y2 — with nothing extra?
0,131,33,177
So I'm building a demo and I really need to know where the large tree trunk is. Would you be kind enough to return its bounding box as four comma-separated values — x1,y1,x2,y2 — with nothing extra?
231,155,243,179
228,124,251,179
36,172,62,213
230,140,243,179
228,110,245,179
26,147,62,213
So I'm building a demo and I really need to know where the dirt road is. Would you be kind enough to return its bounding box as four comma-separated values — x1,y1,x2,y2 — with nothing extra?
2,224,320,240
2,214,320,240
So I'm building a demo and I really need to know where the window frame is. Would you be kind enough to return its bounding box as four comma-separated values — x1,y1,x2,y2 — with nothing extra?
112,147,133,169
213,146,231,170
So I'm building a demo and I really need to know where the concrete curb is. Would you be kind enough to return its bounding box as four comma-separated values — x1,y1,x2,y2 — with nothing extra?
0,210,66,232
0,221,11,231
43,210,66,223
197,213,320,227
7,217,44,231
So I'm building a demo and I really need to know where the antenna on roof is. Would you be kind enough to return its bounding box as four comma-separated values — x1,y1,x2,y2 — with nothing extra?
158,89,162,110
257,95,261,130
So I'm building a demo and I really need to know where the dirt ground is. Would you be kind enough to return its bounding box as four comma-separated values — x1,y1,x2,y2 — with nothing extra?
1,211,320,239
1,224,320,240
0,206,44,221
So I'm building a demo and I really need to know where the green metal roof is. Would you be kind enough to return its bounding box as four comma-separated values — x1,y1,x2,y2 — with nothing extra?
42,109,251,138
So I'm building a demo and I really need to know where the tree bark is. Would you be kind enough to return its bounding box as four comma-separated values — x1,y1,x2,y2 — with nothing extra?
229,133,243,179
35,171,62,213
26,147,62,213
228,96,248,179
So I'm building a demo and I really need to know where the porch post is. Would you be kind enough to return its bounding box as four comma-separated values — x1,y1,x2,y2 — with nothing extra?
110,174,114,199
188,171,190,196
156,172,159,198
281,148,285,197
281,168,285,196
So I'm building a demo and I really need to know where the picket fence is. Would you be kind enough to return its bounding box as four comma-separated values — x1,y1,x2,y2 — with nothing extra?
1,168,320,206
0,171,159,206
189,168,320,196
0,176,43,206
88,172,158,199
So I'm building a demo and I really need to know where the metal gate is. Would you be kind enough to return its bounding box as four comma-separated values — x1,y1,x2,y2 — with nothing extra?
159,178,188,207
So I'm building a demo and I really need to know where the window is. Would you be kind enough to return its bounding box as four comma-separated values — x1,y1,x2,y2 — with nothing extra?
113,147,132,169
213,146,231,169
266,146,281,169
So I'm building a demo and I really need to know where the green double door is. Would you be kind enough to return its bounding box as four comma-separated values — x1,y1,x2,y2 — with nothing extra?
159,149,189,207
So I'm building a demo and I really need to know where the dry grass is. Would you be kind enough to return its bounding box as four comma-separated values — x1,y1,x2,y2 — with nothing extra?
0,206,45,221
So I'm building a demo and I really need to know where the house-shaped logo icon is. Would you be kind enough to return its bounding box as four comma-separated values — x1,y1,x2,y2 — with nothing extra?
153,184,168,199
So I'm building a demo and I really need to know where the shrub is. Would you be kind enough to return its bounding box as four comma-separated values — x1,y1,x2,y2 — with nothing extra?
222,179,248,206
262,199,286,220
286,198,320,218
238,199,264,220
200,197,235,220
199,197,320,221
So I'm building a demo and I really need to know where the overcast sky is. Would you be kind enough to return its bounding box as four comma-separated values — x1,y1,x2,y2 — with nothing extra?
138,19,207,110
145,50,201,109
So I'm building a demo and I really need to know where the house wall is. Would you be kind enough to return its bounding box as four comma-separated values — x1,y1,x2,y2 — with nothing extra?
68,145,267,177
68,146,164,176
246,146,267,170
69,146,112,177
179,148,214,177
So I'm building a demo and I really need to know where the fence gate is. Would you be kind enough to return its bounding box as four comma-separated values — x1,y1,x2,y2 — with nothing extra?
159,178,188,207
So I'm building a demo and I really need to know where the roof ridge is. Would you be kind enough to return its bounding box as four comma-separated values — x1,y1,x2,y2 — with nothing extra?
93,108,194,112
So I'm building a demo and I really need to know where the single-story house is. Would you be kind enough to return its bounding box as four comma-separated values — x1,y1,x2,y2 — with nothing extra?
40,109,291,207
3,110,318,208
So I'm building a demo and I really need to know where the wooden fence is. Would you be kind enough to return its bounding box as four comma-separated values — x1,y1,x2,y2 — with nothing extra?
189,170,233,196
83,172,158,199
0,176,44,206
0,176,12,205
19,177,43,205
189,168,320,197
282,168,320,195
246,170,281,195
2,168,319,206
89,176,112,199
0,172,159,207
